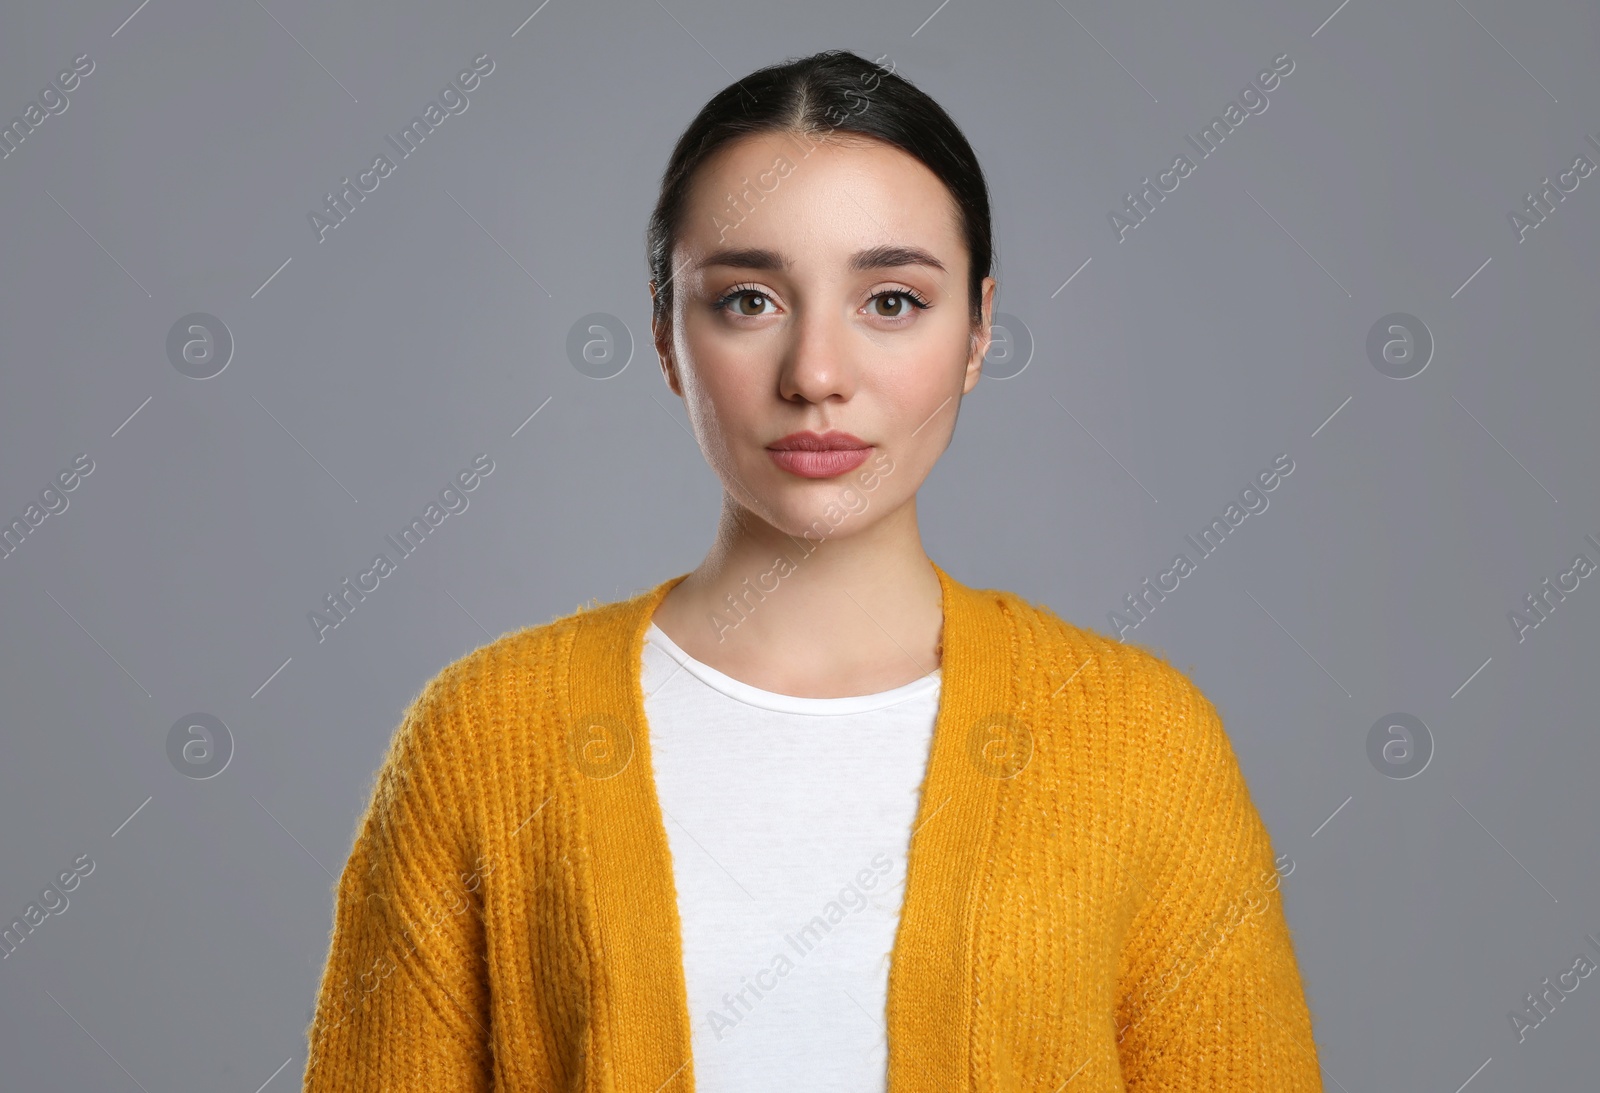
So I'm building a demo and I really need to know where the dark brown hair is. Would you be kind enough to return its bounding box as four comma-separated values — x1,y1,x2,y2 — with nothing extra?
645,49,995,328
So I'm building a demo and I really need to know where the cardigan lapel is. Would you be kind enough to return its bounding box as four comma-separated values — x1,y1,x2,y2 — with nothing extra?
885,562,1014,1091
567,561,1012,1093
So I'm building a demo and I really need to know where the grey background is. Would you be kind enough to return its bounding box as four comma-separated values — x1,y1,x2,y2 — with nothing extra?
2,0,1597,1089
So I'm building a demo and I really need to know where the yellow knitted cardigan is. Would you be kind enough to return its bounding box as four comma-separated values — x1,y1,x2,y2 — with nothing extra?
302,562,1322,1091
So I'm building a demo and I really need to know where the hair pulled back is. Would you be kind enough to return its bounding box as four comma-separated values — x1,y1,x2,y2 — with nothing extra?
645,49,994,328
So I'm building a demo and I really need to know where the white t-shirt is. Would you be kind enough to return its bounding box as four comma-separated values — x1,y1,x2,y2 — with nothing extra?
641,620,942,1092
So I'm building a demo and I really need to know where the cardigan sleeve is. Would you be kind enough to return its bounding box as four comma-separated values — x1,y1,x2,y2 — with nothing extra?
302,677,493,1091
1114,670,1323,1091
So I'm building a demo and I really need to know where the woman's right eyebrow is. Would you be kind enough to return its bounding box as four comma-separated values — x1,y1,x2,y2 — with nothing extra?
695,246,787,272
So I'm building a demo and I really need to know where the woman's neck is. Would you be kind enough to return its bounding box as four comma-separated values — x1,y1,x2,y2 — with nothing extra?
649,499,944,698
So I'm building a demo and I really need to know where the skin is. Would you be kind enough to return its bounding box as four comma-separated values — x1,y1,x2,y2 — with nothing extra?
648,129,996,698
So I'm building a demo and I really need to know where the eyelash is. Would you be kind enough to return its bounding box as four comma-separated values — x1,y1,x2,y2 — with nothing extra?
710,284,933,315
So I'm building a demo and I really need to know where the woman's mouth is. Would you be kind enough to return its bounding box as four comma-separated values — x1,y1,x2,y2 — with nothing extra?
766,448,873,478
766,430,873,479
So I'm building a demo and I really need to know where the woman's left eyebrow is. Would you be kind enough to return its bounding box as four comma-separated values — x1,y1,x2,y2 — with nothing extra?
693,244,946,274
850,244,946,274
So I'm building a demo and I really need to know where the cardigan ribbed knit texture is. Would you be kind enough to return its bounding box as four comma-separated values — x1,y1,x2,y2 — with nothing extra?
302,561,1322,1091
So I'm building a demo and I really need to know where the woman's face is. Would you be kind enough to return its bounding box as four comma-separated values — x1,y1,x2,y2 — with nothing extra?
653,130,995,541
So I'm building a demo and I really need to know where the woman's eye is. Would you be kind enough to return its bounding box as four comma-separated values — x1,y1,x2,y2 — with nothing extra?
868,291,927,318
718,290,775,316
715,288,925,319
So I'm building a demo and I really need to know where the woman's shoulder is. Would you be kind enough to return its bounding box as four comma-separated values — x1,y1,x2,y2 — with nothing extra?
420,608,578,697
992,586,1252,839
397,590,638,751
990,584,1221,732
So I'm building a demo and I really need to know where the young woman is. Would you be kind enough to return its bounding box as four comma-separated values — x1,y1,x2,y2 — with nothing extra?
303,50,1322,1092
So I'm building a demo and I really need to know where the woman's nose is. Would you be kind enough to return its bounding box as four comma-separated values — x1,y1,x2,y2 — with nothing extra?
777,306,859,403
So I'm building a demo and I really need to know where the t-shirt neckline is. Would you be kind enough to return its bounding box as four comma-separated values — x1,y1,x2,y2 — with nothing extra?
643,621,941,715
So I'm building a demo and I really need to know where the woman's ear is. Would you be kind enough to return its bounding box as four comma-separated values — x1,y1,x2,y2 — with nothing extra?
648,280,683,396
964,276,998,394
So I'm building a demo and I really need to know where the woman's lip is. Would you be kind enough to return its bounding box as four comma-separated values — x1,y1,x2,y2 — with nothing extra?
767,447,873,478
768,430,869,450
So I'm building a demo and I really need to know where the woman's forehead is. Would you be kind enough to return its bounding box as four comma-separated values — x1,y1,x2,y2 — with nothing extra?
678,133,965,266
